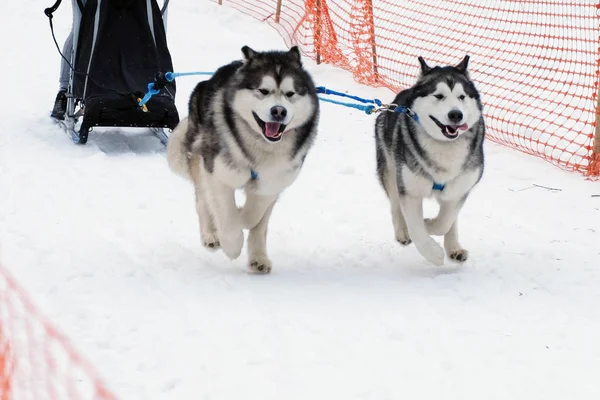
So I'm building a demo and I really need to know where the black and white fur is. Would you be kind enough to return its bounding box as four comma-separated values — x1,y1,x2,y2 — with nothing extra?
167,46,319,274
375,55,485,265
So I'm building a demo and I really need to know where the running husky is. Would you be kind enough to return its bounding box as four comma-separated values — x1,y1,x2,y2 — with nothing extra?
167,45,319,274
374,55,485,266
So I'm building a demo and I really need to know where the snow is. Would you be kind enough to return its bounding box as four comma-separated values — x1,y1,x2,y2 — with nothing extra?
1,0,600,399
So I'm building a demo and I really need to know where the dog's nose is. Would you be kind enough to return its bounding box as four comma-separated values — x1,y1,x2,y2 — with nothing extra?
448,109,463,123
270,106,287,121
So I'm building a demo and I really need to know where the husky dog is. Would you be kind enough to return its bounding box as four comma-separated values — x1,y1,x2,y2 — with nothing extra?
374,55,485,265
167,45,319,274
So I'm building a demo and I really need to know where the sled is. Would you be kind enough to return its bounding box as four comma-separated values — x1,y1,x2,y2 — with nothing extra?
45,0,178,145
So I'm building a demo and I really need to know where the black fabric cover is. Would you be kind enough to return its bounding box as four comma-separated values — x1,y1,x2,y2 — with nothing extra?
73,0,179,129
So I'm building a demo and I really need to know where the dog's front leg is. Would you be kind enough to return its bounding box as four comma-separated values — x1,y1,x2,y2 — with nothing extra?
443,220,469,262
424,197,470,262
399,195,445,265
425,198,466,236
207,179,244,260
240,193,278,230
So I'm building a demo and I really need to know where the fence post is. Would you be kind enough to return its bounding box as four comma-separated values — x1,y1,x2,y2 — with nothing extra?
592,92,600,176
365,0,378,81
315,0,322,64
275,0,282,23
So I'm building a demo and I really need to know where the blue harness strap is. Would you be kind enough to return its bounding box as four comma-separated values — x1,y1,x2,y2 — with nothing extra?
315,85,420,121
316,86,382,105
317,97,376,114
432,182,445,191
388,105,420,123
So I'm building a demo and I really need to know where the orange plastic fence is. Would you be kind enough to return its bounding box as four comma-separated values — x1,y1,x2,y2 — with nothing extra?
214,0,600,178
0,266,117,400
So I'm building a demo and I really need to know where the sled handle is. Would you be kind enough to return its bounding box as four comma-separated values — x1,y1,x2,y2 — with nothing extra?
44,0,63,17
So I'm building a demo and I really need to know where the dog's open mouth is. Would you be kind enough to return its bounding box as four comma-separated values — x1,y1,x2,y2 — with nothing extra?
253,112,286,142
429,116,468,139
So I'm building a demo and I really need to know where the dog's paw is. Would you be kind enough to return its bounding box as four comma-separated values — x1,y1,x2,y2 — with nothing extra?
395,227,411,246
425,218,447,236
201,232,220,251
220,229,244,260
248,256,272,274
448,248,469,263
416,238,445,266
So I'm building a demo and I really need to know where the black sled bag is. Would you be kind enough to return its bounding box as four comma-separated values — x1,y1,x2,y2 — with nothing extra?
73,0,179,130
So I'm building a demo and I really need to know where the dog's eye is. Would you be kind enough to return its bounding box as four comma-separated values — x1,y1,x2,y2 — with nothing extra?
258,88,269,95
434,94,444,100
458,95,466,100
285,91,295,98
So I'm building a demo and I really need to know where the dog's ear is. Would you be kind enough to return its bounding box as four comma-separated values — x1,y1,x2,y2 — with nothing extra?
455,55,470,74
287,46,302,65
241,46,257,63
418,56,432,75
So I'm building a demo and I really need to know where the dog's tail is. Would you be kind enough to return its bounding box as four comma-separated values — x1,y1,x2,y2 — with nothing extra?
166,116,191,180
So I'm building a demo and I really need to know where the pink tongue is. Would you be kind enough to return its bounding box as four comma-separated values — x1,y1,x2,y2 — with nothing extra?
457,123,468,130
265,122,282,138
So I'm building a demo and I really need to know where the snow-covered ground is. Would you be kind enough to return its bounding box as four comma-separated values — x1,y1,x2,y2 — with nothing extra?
1,1,600,399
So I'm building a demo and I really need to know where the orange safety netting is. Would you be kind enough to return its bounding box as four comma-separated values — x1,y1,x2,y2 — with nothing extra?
0,266,117,400
214,0,600,178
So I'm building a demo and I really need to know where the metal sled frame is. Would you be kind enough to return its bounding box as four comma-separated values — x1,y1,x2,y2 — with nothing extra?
54,0,174,145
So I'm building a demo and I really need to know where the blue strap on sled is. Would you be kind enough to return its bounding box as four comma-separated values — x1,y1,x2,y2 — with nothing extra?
138,71,214,109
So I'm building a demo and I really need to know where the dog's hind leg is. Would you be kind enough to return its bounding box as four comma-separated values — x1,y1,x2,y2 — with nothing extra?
377,139,411,246
247,201,276,274
195,186,220,251
382,169,411,246
443,220,468,262
190,156,220,250
205,177,244,260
